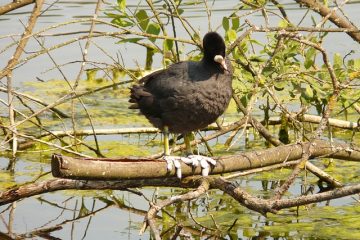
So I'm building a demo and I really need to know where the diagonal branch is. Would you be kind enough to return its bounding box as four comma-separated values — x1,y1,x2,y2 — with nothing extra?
211,176,360,215
295,0,360,43
0,0,45,80
0,0,35,15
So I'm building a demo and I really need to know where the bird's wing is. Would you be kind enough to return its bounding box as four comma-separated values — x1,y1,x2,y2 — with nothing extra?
129,61,197,110
141,61,191,97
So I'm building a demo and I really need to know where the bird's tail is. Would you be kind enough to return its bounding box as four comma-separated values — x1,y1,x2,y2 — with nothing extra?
128,85,152,109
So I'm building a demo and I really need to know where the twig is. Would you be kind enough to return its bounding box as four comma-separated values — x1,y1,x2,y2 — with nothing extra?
0,0,45,80
224,160,300,180
2,0,45,157
269,0,291,24
268,29,342,199
147,0,177,62
140,179,210,238
0,98,95,154
164,0,180,61
166,0,201,46
305,162,342,188
226,27,255,55
249,26,360,33
232,94,282,146
295,0,360,43
68,0,103,156
7,74,17,157
149,117,248,158
17,201,113,239
271,183,360,210
272,142,312,200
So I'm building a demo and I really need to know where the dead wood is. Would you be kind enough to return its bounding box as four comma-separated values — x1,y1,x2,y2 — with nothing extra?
51,139,360,180
0,177,194,206
1,138,360,237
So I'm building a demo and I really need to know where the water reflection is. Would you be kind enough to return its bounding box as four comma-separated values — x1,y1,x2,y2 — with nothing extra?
0,0,360,239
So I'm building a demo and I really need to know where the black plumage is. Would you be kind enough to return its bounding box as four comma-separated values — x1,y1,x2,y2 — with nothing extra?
129,32,233,135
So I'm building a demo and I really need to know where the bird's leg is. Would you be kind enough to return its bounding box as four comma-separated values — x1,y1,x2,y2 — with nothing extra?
163,126,184,178
184,132,216,176
163,126,170,156
184,132,193,155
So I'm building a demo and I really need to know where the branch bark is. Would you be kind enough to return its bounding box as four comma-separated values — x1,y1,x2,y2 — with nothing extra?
0,177,198,206
51,139,360,180
2,174,359,217
0,0,35,15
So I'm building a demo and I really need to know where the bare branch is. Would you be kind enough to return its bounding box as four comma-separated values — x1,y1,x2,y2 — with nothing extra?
0,0,45,80
141,179,210,238
51,140,360,180
295,0,360,43
0,0,35,15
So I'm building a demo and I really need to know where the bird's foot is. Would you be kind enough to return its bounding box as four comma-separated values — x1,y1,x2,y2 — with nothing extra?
164,155,216,179
187,155,217,176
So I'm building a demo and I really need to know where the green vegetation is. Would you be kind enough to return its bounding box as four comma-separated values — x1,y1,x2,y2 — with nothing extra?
0,0,359,239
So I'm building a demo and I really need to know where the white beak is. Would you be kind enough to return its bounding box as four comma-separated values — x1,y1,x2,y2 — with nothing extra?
214,55,227,70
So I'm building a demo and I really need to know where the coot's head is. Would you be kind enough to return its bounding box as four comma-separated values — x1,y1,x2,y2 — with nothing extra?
203,32,227,70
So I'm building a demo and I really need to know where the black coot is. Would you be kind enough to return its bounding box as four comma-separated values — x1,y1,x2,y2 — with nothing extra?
129,32,233,177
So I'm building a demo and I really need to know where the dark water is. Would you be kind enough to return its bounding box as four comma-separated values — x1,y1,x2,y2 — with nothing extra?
0,0,359,239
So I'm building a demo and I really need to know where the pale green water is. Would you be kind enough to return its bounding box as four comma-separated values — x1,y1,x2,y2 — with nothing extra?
0,0,359,239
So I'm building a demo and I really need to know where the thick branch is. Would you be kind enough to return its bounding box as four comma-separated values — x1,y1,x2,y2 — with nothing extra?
0,177,201,206
51,139,360,180
294,114,358,130
212,177,275,215
0,0,35,15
